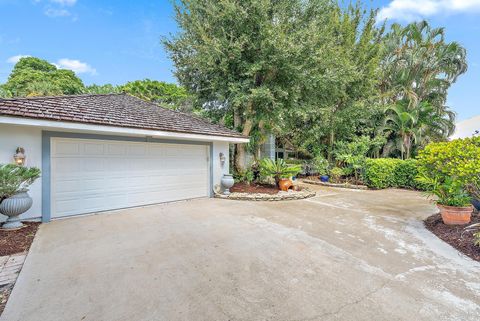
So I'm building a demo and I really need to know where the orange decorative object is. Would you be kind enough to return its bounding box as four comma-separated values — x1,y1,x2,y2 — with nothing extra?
278,178,293,191
438,204,473,225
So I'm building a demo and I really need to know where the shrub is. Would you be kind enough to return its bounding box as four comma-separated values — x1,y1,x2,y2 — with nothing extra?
234,168,255,185
329,167,344,182
394,159,419,188
363,158,418,189
416,136,480,188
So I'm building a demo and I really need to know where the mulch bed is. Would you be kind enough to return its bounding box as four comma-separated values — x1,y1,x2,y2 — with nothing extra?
0,222,40,257
230,182,279,195
424,212,480,262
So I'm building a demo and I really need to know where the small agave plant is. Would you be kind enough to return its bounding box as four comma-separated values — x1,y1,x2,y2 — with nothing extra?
464,223,480,247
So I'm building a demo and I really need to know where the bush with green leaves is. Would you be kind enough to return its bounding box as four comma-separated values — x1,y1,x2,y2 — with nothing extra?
234,168,255,185
334,136,371,181
363,158,419,189
466,175,480,200
329,167,344,182
416,136,480,188
0,164,41,202
259,158,302,186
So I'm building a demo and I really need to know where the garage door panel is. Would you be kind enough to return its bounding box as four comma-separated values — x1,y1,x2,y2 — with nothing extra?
51,138,210,218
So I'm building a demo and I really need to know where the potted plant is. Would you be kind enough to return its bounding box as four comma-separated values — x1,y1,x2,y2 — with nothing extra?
417,175,473,225
259,158,302,191
0,164,41,229
314,156,330,182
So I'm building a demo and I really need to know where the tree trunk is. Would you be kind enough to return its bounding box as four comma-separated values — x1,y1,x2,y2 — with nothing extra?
233,102,254,172
327,129,335,162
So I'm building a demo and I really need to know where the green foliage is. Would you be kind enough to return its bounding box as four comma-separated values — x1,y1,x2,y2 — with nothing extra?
0,164,41,201
259,158,301,185
121,79,189,108
363,158,418,189
416,175,471,207
234,168,255,185
466,175,480,200
334,136,372,180
394,159,419,189
84,84,122,94
379,21,466,158
3,57,84,97
416,137,480,187
329,167,344,182
313,156,329,176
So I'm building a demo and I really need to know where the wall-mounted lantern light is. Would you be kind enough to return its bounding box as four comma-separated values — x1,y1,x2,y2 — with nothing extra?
13,147,26,166
219,152,226,166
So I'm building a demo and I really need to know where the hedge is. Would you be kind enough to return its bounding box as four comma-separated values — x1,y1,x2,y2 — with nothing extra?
363,158,418,189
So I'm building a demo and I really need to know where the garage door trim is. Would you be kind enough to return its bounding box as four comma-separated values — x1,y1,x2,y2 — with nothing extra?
41,131,213,222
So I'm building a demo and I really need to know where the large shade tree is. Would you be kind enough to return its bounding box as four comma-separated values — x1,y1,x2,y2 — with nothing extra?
163,0,337,170
283,4,384,160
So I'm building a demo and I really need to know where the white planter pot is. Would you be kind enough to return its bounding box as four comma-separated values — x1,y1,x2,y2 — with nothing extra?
221,174,235,195
0,191,32,229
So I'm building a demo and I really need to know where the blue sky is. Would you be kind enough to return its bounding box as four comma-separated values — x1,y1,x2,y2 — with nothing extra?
0,0,478,120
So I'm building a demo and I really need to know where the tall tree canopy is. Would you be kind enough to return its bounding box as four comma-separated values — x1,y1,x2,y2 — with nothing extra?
164,0,382,169
2,57,85,97
165,0,305,169
379,20,467,158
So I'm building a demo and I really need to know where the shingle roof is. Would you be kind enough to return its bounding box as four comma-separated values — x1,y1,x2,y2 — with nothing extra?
0,93,247,139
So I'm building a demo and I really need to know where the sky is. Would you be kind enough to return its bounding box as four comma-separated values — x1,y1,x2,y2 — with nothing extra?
0,0,478,120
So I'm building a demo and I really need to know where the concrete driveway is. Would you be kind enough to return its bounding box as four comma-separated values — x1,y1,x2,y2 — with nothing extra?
2,186,480,321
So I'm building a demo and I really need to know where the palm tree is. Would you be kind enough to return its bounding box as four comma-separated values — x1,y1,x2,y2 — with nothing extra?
382,103,418,159
379,21,467,157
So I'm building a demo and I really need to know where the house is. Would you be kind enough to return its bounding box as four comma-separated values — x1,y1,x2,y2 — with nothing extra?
0,93,249,222
451,115,480,139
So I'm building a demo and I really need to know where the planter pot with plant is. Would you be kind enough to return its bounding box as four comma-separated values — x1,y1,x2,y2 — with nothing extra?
0,164,41,229
259,158,302,191
417,175,473,225
314,155,330,182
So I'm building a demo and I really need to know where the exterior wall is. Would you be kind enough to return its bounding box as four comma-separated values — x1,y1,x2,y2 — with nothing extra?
0,124,233,221
0,124,43,220
212,141,230,193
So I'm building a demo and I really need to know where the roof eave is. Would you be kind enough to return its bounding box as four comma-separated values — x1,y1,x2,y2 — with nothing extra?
0,116,250,143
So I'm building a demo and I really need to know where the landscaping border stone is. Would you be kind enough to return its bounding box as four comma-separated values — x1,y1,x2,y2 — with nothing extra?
302,179,368,190
215,189,316,201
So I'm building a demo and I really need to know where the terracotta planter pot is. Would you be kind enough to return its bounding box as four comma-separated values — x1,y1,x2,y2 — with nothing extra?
278,178,293,192
438,204,473,225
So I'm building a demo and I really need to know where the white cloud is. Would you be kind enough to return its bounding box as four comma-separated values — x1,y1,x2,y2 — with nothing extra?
377,0,480,21
44,8,71,17
6,55,31,64
55,58,97,75
49,0,77,5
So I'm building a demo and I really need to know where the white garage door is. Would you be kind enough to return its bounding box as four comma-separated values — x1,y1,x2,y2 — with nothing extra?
51,137,210,218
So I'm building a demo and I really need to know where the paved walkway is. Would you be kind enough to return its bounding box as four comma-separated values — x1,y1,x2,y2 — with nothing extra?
0,254,26,288
2,186,479,321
